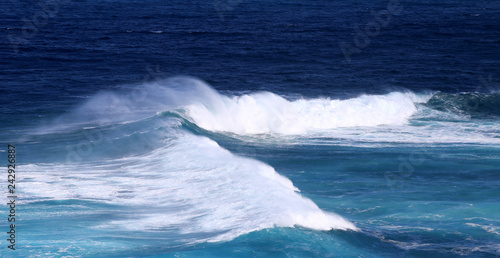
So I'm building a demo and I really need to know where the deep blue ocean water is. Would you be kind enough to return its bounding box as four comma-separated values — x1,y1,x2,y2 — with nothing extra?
1,0,499,257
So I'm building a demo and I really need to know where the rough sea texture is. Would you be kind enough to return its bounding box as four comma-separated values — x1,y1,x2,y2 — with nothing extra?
1,0,499,257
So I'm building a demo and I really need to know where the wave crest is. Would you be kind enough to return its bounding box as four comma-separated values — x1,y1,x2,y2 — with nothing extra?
184,90,427,134
19,133,357,243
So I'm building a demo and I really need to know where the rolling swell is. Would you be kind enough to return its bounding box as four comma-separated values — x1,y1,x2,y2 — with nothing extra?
21,77,361,245
425,92,500,118
21,77,500,247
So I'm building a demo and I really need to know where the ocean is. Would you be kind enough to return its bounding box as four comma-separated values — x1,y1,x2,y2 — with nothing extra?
1,0,499,257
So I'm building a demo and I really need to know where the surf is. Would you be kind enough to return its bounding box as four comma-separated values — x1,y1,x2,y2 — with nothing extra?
19,76,500,245
20,77,362,244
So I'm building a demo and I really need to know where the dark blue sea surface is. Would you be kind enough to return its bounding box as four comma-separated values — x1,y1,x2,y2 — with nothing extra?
1,0,499,257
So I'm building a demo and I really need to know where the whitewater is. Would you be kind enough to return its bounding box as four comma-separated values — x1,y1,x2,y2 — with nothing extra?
3,77,500,256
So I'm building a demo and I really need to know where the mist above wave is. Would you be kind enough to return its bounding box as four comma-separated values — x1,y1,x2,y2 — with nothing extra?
37,77,433,136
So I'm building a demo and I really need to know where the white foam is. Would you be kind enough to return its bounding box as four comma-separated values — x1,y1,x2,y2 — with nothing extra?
36,77,433,136
185,91,427,134
466,223,500,235
18,133,357,243
36,77,498,145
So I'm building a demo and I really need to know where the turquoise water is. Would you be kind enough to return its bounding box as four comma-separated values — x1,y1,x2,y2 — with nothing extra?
2,78,499,257
2,0,500,256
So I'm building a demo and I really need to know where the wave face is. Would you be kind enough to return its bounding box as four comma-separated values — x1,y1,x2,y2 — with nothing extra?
38,77,499,142
39,77,431,137
9,78,500,256
155,78,497,145
18,77,500,249
22,77,360,245
425,92,500,118
21,133,356,242
34,77,500,148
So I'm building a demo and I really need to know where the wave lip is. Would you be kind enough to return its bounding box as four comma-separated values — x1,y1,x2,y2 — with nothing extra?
35,77,433,137
184,89,427,135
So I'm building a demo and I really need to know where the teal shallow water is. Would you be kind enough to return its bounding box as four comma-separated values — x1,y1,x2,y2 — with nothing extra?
6,142,499,257
1,80,500,257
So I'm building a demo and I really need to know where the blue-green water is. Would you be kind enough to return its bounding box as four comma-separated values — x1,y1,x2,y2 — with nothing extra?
2,79,500,257
1,0,499,256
